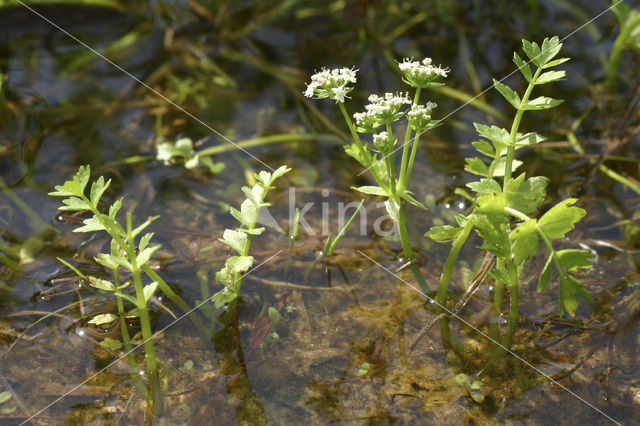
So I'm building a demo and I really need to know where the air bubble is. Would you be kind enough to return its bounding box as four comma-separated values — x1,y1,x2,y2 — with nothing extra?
457,201,466,210
444,203,451,209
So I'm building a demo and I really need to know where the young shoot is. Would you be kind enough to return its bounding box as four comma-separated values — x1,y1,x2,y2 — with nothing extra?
212,166,290,307
425,37,592,351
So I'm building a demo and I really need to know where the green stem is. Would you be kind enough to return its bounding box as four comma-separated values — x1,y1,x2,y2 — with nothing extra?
338,102,385,187
490,274,505,343
503,283,519,349
503,67,542,194
606,12,640,88
436,216,475,347
385,123,397,196
398,88,421,190
396,204,430,294
125,214,163,416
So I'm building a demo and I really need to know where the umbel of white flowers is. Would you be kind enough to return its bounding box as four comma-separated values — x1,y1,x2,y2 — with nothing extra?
303,67,357,103
397,57,449,88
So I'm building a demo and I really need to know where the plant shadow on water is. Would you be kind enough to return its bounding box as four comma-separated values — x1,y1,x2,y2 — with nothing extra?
1,0,640,424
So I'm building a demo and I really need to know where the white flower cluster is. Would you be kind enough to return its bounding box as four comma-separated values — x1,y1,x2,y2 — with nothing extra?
372,131,395,152
353,92,410,132
303,67,357,103
407,102,437,130
398,57,449,88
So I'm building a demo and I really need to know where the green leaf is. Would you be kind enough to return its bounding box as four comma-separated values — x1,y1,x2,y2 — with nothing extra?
559,274,591,317
199,156,226,173
400,191,427,210
542,57,570,69
537,253,554,291
139,232,154,251
99,253,132,271
74,215,106,233
49,165,91,197
474,123,510,146
521,96,564,111
240,227,265,235
352,186,388,196
89,176,111,207
385,198,400,222
136,244,161,266
492,157,523,177
94,253,120,270
344,143,371,167
100,338,123,350
556,249,592,271
509,219,539,264
522,39,542,66
472,140,496,158
142,282,158,303
506,174,549,215
476,192,506,218
466,178,501,195
219,229,248,254
425,225,461,242
131,216,159,238
513,52,532,82
515,132,547,147
493,79,521,109
268,306,281,326
212,287,238,308
226,255,254,274
86,276,117,291
88,313,118,325
536,70,566,84
464,157,490,178
489,264,512,284
59,197,91,212
0,391,13,405
476,218,510,259
539,36,562,66
538,199,586,239
108,198,123,219
270,165,291,182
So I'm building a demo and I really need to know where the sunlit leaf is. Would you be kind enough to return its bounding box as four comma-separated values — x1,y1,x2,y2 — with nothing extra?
142,282,158,303
509,219,538,264
219,229,248,254
464,157,490,178
425,225,461,242
100,338,123,350
466,178,501,195
59,197,91,212
493,79,521,109
538,199,586,239
521,96,564,111
226,255,254,274
513,52,532,82
537,253,554,291
556,249,592,271
506,174,549,215
559,274,591,317
352,185,388,196
89,176,111,207
536,70,566,84
88,313,117,325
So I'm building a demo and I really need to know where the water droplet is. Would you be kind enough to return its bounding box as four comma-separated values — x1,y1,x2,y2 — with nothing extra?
55,215,64,222
457,201,466,210
398,257,405,263
318,251,324,257
444,203,451,209
487,285,494,293
498,313,508,325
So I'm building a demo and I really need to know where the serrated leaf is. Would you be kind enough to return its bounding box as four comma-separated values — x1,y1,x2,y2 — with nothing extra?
88,313,118,325
352,186,388,196
509,219,539,264
100,253,132,271
89,176,110,207
515,132,547,147
131,216,158,238
425,225,461,242
506,174,549,215
94,253,119,270
521,96,564,111
493,79,521,109
136,244,161,266
219,229,248,254
400,191,427,210
139,232,154,251
538,253,554,291
476,192,506,217
467,178,501,195
100,338,123,350
270,165,291,182
542,57,570,68
474,123,510,146
108,198,123,219
74,215,106,233
59,197,91,212
385,198,400,222
86,276,117,291
492,157,523,177
513,52,532,82
476,217,510,259
538,199,586,239
539,36,562,65
489,265,512,284
536,70,566,84
226,255,254,274
556,249,592,271
142,282,158,303
559,274,591,317
472,140,496,158
212,286,238,308
522,39,542,66
464,157,490,178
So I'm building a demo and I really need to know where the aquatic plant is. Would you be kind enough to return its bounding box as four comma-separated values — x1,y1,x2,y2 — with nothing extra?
49,165,194,414
304,62,445,291
212,166,290,307
425,37,593,350
607,0,640,88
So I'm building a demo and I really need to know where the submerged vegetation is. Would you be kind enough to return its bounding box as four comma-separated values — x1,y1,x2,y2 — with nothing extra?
1,0,640,424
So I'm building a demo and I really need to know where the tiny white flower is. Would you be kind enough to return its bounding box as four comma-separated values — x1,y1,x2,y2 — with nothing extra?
331,86,348,103
398,57,448,88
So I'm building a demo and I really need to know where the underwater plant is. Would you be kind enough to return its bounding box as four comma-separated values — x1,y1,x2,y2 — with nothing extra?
303,62,445,291
425,37,593,350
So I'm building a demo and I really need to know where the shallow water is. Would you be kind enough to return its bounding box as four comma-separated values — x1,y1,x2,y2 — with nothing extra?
1,0,640,424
